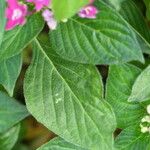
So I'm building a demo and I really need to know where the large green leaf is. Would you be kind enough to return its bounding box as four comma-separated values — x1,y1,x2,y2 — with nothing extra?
38,137,86,150
24,39,116,150
0,0,6,46
106,64,145,128
115,126,150,150
0,13,44,62
0,124,20,150
128,65,150,102
0,91,29,133
0,54,22,96
52,0,89,20
118,0,150,54
49,0,144,65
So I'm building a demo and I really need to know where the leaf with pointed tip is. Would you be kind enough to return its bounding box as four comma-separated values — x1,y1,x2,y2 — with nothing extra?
37,137,86,150
0,54,22,96
52,0,89,20
49,0,144,65
106,64,145,128
0,13,44,62
24,39,116,150
128,65,150,102
118,0,150,54
0,91,29,133
0,0,6,46
0,124,20,150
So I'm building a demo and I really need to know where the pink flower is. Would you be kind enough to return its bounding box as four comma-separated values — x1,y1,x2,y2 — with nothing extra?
78,5,98,19
27,0,50,11
5,0,27,30
42,9,57,30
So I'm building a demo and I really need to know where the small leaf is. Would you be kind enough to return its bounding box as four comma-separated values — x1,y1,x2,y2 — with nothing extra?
144,0,150,20
24,39,116,149
0,13,44,62
106,64,145,128
49,0,144,64
0,54,22,96
37,137,86,150
116,126,150,150
0,124,20,150
52,0,89,20
128,65,150,102
0,0,6,46
0,91,29,133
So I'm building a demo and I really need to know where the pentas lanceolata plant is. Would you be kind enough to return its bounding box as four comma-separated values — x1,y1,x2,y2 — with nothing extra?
2,0,150,150
5,0,98,30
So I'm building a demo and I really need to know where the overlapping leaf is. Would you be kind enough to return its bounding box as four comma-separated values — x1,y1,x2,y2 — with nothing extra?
0,13,44,62
38,137,86,150
128,65,150,102
106,64,150,149
106,64,145,128
24,39,116,150
0,91,29,133
0,124,20,150
49,0,144,64
0,54,22,96
116,126,150,150
118,0,150,54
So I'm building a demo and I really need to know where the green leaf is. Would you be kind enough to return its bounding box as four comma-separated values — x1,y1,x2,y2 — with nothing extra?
0,0,6,46
0,91,29,133
49,0,144,65
37,137,86,150
104,0,125,10
0,124,20,150
52,0,89,20
106,64,145,128
118,0,150,54
0,54,22,96
128,65,150,102
0,13,44,62
24,39,116,150
144,0,150,20
115,126,150,150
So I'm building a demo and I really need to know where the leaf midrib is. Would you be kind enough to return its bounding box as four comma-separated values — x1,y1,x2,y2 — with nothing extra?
101,0,150,52
34,38,113,150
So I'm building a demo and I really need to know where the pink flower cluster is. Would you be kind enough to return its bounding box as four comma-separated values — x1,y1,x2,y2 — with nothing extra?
5,0,51,30
78,0,98,19
5,0,98,31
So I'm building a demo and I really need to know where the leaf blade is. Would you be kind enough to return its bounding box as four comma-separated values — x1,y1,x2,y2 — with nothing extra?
37,137,86,150
0,13,44,62
49,0,144,64
0,54,22,96
0,124,20,150
115,126,150,150
0,91,29,133
24,39,116,149
106,64,144,128
128,65,150,102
